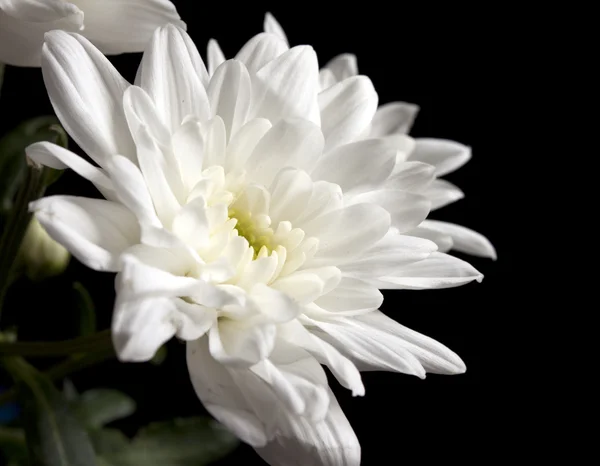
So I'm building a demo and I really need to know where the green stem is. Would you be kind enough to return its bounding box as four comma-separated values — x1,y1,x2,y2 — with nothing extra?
0,165,47,321
0,329,113,357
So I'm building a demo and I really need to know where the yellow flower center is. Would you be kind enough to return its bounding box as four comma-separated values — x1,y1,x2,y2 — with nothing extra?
228,208,274,259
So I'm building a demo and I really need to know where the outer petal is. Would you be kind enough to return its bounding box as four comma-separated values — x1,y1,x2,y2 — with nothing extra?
406,225,454,253
375,251,484,289
235,32,288,74
70,0,186,55
207,39,226,76
424,179,465,210
0,0,83,67
41,30,135,165
319,76,378,152
409,138,472,177
324,53,358,81
420,220,497,260
385,161,435,193
252,46,320,125
263,12,289,47
136,24,210,132
30,195,140,272
256,387,360,466
370,102,420,136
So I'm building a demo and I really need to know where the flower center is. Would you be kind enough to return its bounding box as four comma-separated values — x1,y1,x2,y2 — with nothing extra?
228,208,274,259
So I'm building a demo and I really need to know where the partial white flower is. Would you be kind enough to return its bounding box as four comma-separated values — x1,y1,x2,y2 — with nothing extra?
250,13,497,260
29,25,482,466
0,0,184,67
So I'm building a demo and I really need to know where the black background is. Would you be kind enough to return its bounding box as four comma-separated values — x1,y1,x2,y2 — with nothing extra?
1,2,512,464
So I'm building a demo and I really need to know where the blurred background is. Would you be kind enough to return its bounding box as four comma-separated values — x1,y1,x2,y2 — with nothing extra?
0,1,511,464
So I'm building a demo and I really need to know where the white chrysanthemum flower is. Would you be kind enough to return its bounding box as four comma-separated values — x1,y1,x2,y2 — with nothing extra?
29,25,483,466
207,12,496,261
0,0,184,67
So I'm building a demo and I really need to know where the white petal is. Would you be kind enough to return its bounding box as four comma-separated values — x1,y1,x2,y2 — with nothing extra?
30,195,139,272
252,46,320,125
202,116,227,168
173,300,216,341
376,251,483,289
306,316,426,378
263,12,289,46
311,139,396,194
72,0,186,55
256,388,360,466
370,102,420,136
318,69,337,91
269,168,313,225
207,39,226,76
171,118,205,191
339,231,437,279
208,60,252,140
171,197,210,251
425,179,464,210
124,243,196,276
271,273,324,305
246,119,324,186
302,203,390,266
122,85,171,147
251,284,302,323
225,118,273,171
0,0,83,67
324,53,358,81
209,320,276,368
349,190,431,233
351,311,466,374
26,142,116,200
420,220,497,260
319,76,378,152
410,138,472,177
314,277,383,315
385,161,435,192
406,225,453,253
235,32,288,74
136,24,209,132
41,30,135,165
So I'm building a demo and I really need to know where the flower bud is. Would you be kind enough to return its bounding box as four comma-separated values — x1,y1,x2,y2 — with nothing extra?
18,217,70,281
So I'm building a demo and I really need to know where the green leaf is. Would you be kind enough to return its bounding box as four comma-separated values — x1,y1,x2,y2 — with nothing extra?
105,418,238,466
88,428,129,455
75,390,136,429
0,117,67,215
3,357,98,466
71,283,96,337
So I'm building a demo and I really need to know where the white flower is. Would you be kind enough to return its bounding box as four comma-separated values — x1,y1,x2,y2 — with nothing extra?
29,25,483,466
209,13,497,261
0,0,184,67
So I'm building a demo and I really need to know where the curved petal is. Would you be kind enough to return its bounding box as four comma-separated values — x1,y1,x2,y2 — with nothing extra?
268,168,313,225
406,225,453,253
0,0,83,67
30,195,140,272
424,179,464,210
313,277,383,316
376,251,483,289
208,320,276,368
420,220,497,260
136,24,210,132
370,102,420,136
26,142,116,200
41,30,135,165
311,139,396,195
263,12,289,46
319,76,378,152
235,32,288,74
225,118,273,172
207,39,226,76
324,53,358,81
252,46,320,125
385,161,435,193
71,0,186,55
256,387,360,466
410,138,472,177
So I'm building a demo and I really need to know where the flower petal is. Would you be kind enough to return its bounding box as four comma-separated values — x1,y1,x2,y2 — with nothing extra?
318,68,337,91
0,0,83,67
350,311,466,374
319,76,378,152
122,85,171,147
376,251,483,289
263,12,289,46
269,168,313,225
71,0,186,55
313,277,383,316
207,38,226,76
208,60,252,140
26,142,116,200
424,179,464,210
246,119,324,186
235,32,288,74
406,225,453,253
385,161,435,192
41,30,135,165
252,46,320,125
136,24,210,132
420,220,497,260
225,118,273,171
30,195,140,272
256,387,360,466
171,118,205,191
409,138,472,177
370,102,420,136
208,320,276,368
171,196,210,251
311,139,396,195
324,53,358,81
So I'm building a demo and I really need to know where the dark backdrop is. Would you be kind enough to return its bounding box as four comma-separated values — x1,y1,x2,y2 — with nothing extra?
1,2,511,464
